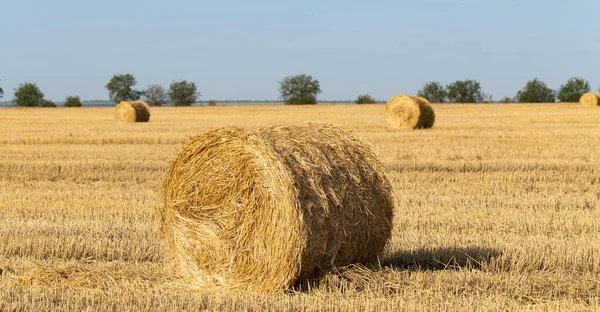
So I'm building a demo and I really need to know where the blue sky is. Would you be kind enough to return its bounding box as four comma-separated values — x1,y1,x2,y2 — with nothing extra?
1,0,599,101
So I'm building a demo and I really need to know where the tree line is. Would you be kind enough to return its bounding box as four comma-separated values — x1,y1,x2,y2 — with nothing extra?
1,74,595,107
3,74,201,107
416,77,590,103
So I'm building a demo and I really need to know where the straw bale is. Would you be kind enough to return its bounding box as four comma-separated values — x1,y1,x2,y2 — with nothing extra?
160,122,394,293
384,95,435,129
114,100,151,123
579,92,600,107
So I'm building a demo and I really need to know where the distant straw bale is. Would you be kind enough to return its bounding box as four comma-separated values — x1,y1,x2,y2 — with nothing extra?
384,95,435,129
114,100,151,123
579,93,600,107
416,96,430,103
160,122,394,293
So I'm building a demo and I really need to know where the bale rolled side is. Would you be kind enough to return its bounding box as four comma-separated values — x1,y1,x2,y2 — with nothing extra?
579,93,600,107
115,100,151,123
384,95,435,129
160,122,394,293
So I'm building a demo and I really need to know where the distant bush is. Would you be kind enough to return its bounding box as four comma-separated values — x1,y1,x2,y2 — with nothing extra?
417,81,446,103
40,99,56,107
64,96,82,107
279,74,321,105
557,77,590,102
13,82,44,107
499,96,513,103
168,80,199,106
355,94,376,104
445,79,483,103
143,84,167,106
515,78,556,103
207,100,217,106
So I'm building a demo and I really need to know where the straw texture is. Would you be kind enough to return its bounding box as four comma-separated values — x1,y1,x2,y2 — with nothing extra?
160,122,394,293
384,95,435,129
114,100,151,123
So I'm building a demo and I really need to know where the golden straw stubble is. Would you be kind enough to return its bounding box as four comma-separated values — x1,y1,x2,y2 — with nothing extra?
114,100,151,123
384,94,435,129
579,92,600,107
160,122,395,293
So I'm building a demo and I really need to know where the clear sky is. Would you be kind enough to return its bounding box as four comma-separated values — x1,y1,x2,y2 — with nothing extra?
1,0,599,102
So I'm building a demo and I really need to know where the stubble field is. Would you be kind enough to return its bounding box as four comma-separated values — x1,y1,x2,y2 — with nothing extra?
0,104,599,311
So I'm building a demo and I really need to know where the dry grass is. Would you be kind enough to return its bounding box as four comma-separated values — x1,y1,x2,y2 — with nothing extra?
161,122,394,293
1,104,600,311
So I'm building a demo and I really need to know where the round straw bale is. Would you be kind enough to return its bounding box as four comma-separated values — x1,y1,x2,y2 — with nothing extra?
416,96,430,103
579,92,600,107
384,95,435,129
114,100,151,123
160,122,394,293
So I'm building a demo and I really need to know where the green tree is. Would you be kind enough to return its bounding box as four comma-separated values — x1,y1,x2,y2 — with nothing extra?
13,82,44,107
515,78,556,103
168,80,199,106
40,99,56,107
64,95,82,107
557,77,590,102
105,74,141,104
500,96,513,103
355,94,376,104
417,81,446,103
279,74,321,105
445,79,483,103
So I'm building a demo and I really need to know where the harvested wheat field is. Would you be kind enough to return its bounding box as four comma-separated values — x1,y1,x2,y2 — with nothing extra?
1,104,600,311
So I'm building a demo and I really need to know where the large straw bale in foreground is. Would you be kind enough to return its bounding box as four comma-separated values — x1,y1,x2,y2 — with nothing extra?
579,93,600,107
384,95,435,129
114,100,151,123
160,122,394,293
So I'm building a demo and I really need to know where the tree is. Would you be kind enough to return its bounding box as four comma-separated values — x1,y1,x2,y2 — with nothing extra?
445,79,484,103
557,77,590,102
207,100,217,106
0,79,3,99
105,74,141,104
13,82,44,107
417,81,446,103
500,96,513,103
40,99,56,107
355,94,376,104
279,74,321,105
64,95,82,107
143,84,167,106
515,78,556,103
168,80,199,106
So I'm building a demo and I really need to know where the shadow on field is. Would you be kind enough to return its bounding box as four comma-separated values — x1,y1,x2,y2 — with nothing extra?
293,247,502,293
380,246,502,271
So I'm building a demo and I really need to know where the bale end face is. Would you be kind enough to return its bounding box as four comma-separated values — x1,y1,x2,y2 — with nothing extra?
384,94,435,129
115,100,151,123
159,122,394,293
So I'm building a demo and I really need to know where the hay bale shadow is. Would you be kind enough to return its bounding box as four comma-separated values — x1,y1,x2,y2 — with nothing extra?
293,247,502,294
380,246,502,271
